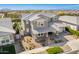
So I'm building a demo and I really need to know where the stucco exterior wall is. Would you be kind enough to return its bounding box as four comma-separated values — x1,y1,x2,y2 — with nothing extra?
0,34,14,46
32,18,48,29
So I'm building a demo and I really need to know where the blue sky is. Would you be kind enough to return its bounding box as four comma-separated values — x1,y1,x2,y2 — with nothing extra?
0,4,79,10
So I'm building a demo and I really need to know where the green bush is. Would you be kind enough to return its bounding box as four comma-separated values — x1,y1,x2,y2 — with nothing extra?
46,46,63,54
0,44,16,54
65,27,79,36
13,22,21,34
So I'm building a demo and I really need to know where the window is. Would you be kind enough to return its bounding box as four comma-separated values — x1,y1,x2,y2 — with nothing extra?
40,23,44,27
37,21,44,27
6,40,9,42
40,24,43,26
38,33,44,37
41,33,43,36
38,34,40,36
0,35,10,44
1,40,5,43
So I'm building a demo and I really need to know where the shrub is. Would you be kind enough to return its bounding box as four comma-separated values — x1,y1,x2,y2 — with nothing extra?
0,44,16,54
13,22,21,34
46,46,63,54
65,27,79,36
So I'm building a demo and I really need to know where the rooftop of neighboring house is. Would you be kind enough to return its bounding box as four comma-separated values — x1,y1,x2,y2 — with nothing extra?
0,18,15,36
59,16,79,25
21,13,57,21
0,27,15,36
63,10,79,14
0,26,15,33
0,18,13,29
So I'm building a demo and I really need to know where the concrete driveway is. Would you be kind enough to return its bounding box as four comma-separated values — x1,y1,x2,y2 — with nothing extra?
64,35,78,41
14,40,24,53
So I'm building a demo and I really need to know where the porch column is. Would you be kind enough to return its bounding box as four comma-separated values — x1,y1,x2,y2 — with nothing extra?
46,33,48,37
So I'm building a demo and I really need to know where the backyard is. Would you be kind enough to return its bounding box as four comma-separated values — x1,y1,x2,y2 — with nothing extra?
0,44,16,54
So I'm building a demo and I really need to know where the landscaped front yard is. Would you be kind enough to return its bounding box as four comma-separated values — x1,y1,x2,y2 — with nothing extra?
21,36,42,50
46,46,63,54
0,44,16,54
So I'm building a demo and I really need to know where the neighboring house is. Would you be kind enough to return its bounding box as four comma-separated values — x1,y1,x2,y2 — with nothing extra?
59,16,79,30
0,18,15,46
21,13,65,45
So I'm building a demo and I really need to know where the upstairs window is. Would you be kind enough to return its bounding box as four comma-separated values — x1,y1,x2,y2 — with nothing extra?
41,23,43,26
37,22,44,27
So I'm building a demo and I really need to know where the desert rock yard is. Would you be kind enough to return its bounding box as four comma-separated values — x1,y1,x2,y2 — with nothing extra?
21,36,42,51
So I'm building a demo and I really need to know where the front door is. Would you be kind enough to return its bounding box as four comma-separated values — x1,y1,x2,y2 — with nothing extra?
48,32,56,40
48,32,53,35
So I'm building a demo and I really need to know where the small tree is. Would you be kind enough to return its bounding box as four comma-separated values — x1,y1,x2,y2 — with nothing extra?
46,46,63,54
13,22,21,34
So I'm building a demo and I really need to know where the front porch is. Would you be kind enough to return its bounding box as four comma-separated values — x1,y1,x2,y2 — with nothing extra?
33,31,68,46
33,32,58,46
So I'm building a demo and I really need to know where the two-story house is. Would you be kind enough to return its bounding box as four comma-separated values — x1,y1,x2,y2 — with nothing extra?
21,13,65,45
0,18,15,46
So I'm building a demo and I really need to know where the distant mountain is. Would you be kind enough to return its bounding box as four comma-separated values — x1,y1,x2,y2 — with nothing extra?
0,8,12,12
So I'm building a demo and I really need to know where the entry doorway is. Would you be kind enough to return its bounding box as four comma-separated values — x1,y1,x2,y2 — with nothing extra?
48,32,53,35
48,32,56,40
